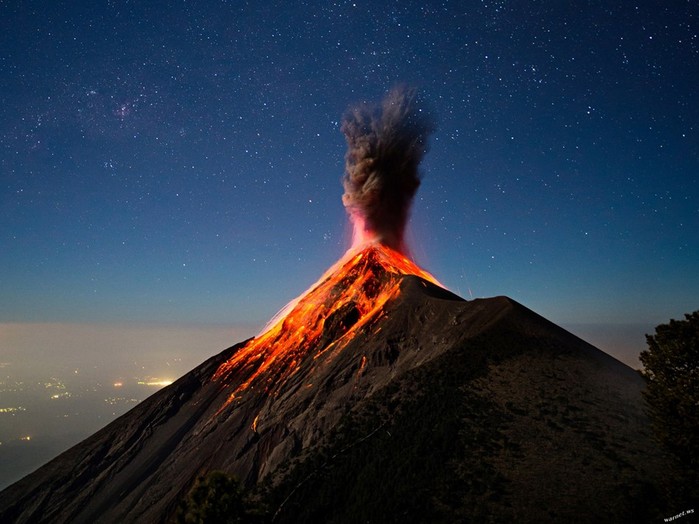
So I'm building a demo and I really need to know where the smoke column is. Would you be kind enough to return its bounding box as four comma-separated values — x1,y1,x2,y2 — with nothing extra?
341,86,434,254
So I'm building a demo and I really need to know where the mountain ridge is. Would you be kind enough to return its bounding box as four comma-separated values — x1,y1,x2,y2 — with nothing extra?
0,265,668,523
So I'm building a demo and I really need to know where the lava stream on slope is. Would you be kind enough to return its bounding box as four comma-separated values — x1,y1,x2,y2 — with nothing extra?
213,243,440,404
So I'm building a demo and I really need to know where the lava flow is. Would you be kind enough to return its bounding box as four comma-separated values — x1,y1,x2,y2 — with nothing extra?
213,242,440,402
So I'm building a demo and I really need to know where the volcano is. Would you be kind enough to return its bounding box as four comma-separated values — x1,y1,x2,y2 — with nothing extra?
0,89,671,521
0,242,669,523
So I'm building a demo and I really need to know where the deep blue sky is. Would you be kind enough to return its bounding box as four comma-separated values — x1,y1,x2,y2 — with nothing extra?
2,1,697,342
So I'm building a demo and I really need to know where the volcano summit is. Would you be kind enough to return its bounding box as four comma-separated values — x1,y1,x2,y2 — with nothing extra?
0,90,669,522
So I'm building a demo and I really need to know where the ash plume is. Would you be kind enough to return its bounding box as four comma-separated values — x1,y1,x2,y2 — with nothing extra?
341,86,434,254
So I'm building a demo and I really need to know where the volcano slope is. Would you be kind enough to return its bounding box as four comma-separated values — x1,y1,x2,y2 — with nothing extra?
0,246,668,523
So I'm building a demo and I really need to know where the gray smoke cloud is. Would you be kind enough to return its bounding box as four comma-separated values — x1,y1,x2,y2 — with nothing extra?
341,86,435,254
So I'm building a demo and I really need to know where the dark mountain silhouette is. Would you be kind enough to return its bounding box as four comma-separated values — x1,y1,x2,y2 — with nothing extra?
0,244,669,523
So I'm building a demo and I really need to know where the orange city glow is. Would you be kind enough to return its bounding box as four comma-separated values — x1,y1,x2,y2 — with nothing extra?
137,379,174,387
213,242,440,408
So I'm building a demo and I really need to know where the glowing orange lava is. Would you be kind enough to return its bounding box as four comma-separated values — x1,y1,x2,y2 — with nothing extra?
213,243,440,404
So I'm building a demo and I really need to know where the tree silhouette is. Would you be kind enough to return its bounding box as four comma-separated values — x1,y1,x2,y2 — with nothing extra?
640,310,699,504
176,471,264,524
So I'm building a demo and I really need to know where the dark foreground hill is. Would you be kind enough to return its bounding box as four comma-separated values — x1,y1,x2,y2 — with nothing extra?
0,269,669,523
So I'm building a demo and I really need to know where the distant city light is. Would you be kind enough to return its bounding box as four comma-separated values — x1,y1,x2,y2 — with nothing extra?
137,380,173,387
0,407,26,413
104,397,140,406
50,392,71,400
113,382,123,388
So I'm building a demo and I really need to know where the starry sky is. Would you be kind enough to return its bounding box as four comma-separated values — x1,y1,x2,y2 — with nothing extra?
1,1,697,366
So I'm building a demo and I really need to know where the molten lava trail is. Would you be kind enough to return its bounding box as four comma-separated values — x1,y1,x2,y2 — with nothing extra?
213,243,440,405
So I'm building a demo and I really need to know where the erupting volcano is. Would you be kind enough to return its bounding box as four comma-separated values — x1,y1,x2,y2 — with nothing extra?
0,89,670,524
211,86,439,414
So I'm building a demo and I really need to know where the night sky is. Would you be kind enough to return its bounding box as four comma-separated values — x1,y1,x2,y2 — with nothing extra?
2,1,697,365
